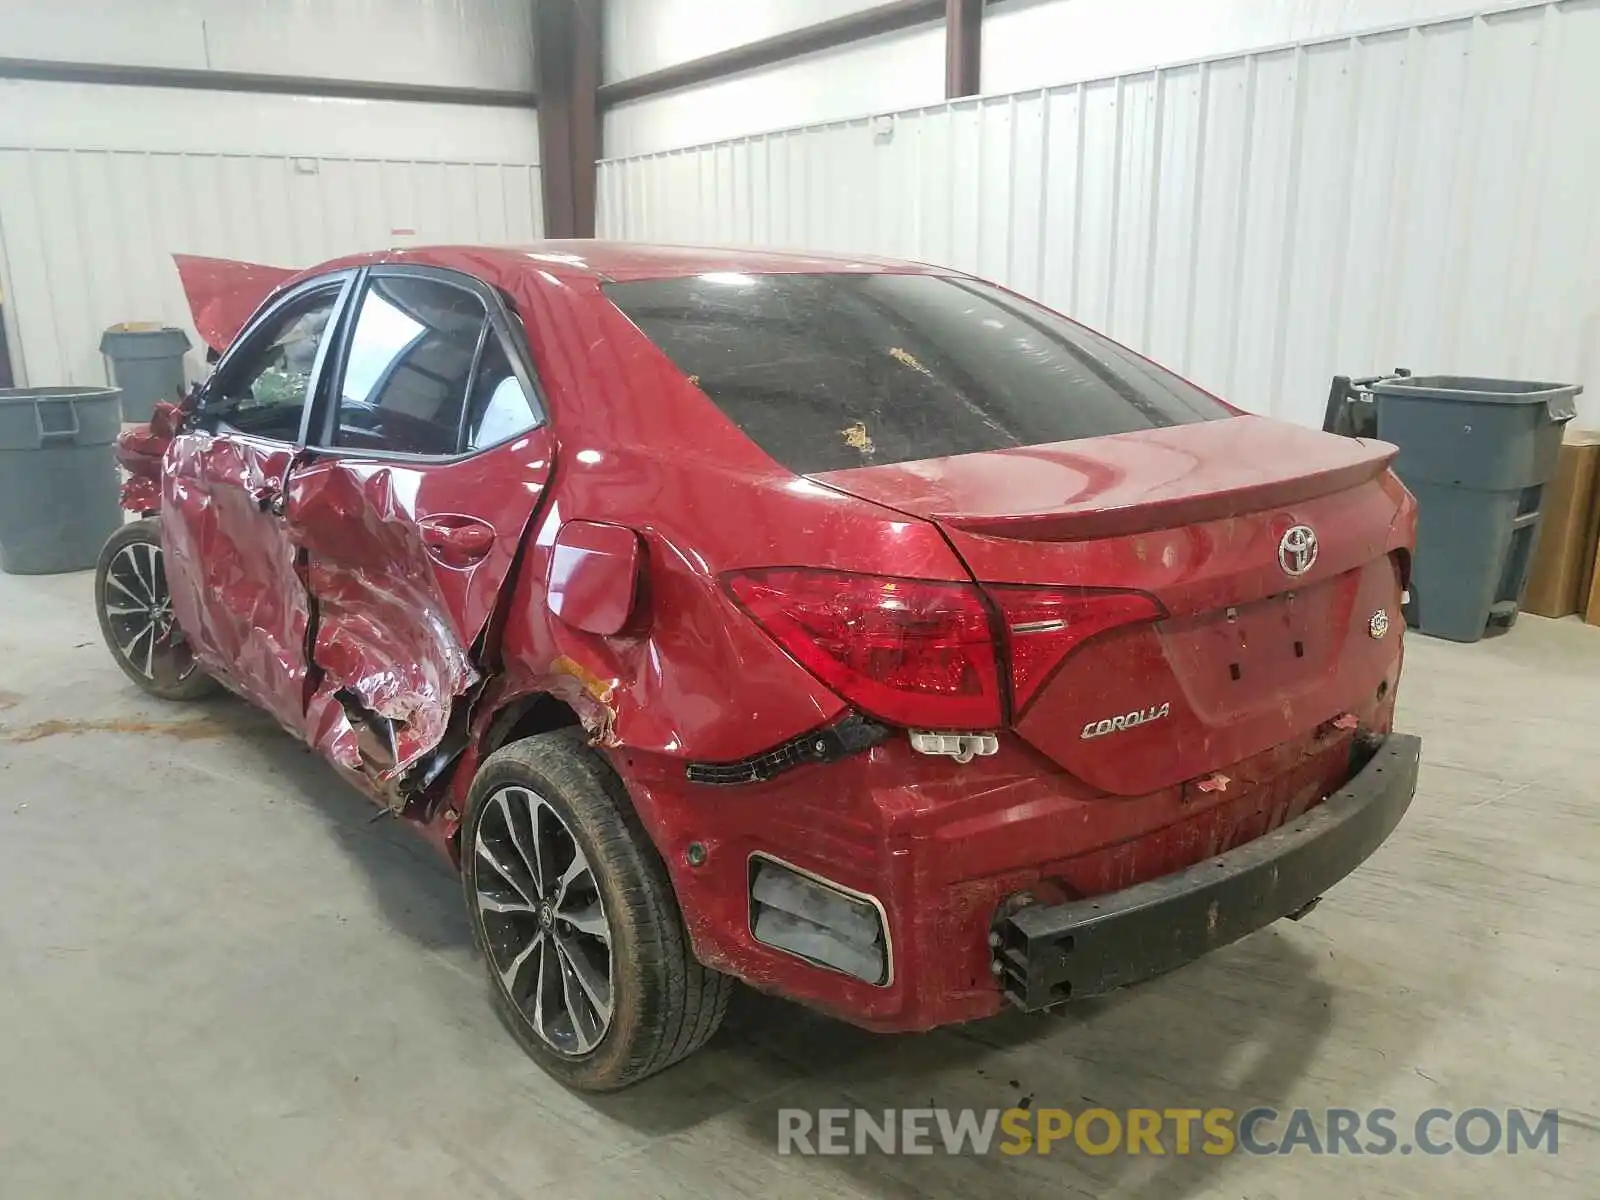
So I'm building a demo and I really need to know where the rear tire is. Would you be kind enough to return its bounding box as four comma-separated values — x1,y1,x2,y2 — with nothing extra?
94,518,218,702
461,727,732,1091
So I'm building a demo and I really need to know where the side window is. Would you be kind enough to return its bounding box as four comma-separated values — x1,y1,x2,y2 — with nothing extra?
333,275,486,456
206,286,341,441
466,328,539,450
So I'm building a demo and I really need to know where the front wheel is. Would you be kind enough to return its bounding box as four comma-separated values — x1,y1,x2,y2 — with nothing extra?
461,727,732,1091
94,518,218,701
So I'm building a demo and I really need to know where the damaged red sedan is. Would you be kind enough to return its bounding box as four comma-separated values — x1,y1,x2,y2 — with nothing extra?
98,243,1421,1091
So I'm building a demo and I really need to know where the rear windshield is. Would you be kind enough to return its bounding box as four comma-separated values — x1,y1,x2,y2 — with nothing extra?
605,272,1230,474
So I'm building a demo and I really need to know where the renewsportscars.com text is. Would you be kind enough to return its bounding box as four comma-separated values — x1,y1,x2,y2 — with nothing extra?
777,1106,1561,1157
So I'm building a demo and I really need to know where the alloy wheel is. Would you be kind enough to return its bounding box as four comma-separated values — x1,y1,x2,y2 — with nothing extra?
472,785,615,1056
102,541,198,686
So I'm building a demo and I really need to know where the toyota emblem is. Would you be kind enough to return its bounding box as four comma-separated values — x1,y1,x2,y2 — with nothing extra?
1278,525,1318,576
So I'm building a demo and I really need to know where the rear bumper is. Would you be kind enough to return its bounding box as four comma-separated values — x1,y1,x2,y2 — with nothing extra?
993,733,1421,1010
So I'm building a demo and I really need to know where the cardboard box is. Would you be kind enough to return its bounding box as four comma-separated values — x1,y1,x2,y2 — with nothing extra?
1586,478,1600,626
1584,458,1600,624
1524,430,1600,619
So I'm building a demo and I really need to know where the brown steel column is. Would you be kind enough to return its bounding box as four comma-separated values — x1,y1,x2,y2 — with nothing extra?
944,0,982,98
535,0,600,239
599,0,942,107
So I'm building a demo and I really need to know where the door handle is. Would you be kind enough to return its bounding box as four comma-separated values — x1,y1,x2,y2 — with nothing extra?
420,519,495,568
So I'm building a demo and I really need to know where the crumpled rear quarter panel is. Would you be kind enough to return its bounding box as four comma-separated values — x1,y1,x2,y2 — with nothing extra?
445,260,962,762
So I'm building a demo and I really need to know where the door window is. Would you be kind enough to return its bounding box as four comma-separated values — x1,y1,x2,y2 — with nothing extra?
205,286,342,441
465,326,539,451
332,276,488,456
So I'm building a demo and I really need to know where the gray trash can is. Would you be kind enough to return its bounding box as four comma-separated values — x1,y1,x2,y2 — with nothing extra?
0,387,125,575
1370,374,1580,642
100,326,190,423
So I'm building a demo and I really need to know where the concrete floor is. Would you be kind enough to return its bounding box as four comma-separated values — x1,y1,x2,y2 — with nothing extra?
1,566,1597,1199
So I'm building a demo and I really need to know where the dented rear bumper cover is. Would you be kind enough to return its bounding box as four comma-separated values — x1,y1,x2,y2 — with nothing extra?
992,733,1421,1010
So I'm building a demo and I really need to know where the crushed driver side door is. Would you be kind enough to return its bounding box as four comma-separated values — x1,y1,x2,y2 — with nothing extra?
280,266,554,804
161,271,358,736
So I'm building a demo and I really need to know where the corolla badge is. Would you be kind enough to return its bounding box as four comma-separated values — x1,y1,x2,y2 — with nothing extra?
1081,702,1171,740
1278,525,1318,576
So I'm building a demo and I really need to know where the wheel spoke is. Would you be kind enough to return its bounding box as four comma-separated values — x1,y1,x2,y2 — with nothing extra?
140,543,159,599
556,933,612,1024
557,942,604,1053
118,623,156,678
499,789,545,896
477,893,538,915
474,831,537,907
529,929,562,1041
558,900,609,943
148,544,169,605
527,797,565,898
499,930,543,999
105,602,149,618
127,544,149,598
554,854,590,904
107,568,147,606
150,636,193,689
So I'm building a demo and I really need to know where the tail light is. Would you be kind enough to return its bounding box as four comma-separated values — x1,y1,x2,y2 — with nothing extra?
725,568,1003,728
988,585,1166,715
726,568,1165,729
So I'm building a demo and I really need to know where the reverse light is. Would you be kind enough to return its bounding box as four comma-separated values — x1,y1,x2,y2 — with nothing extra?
988,586,1167,714
726,568,1004,729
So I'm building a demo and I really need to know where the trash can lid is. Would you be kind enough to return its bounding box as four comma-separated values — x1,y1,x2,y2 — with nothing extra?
100,325,192,358
1370,375,1580,422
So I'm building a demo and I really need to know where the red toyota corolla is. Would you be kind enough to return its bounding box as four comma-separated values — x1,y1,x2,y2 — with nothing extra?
98,243,1421,1091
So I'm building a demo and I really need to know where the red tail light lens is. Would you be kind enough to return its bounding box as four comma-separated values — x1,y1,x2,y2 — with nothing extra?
725,568,1003,729
989,586,1166,714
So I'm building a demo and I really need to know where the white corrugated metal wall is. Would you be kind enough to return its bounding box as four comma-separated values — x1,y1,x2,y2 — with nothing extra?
0,0,542,389
598,1,1600,429
602,0,945,159
599,0,1499,157
0,148,543,388
0,0,535,93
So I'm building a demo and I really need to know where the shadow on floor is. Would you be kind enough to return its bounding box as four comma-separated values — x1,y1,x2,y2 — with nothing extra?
209,688,1356,1200
588,940,1345,1200
187,692,474,953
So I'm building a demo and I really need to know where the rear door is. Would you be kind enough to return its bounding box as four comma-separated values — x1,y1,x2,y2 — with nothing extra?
281,266,553,799
162,271,357,734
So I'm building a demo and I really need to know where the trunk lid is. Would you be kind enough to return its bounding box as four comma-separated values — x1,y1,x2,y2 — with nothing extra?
812,416,1411,795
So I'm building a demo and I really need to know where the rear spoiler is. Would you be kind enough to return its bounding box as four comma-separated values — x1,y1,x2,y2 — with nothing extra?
173,254,297,354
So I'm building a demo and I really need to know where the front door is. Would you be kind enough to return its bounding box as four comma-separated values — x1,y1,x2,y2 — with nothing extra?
162,273,357,735
280,267,553,799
